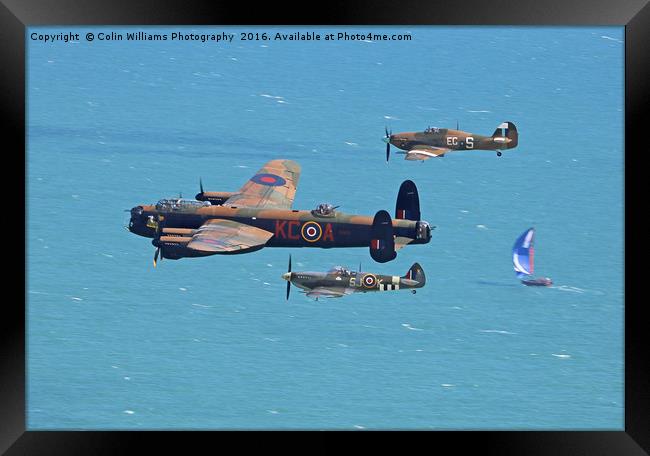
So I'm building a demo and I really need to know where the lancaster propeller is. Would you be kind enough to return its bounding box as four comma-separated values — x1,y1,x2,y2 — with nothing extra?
152,214,165,268
153,245,163,268
195,178,205,201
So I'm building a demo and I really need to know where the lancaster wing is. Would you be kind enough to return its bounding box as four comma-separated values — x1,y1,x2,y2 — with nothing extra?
186,219,274,253
405,145,449,160
223,159,301,209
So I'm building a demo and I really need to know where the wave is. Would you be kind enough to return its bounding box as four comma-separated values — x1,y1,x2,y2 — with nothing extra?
600,35,623,43
479,329,516,335
402,323,423,331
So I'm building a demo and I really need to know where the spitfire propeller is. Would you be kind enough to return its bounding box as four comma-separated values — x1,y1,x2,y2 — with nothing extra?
383,127,392,162
285,255,292,300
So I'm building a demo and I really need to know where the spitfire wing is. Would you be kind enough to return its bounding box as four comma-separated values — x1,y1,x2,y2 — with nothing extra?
186,219,273,253
223,159,301,209
405,146,449,160
305,287,352,298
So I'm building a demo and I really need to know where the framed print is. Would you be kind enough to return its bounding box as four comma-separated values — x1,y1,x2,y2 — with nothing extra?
2,0,647,453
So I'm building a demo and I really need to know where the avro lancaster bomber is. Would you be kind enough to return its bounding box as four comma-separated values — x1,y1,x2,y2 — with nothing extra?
383,121,518,161
127,160,433,266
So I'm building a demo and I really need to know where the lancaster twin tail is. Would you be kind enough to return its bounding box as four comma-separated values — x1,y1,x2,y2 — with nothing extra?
282,256,426,300
127,159,433,266
383,121,518,161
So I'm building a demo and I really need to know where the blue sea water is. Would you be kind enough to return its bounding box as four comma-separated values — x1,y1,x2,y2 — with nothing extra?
27,26,624,429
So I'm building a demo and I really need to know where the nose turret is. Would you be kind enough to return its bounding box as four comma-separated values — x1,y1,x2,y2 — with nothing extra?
127,206,143,232
127,205,157,238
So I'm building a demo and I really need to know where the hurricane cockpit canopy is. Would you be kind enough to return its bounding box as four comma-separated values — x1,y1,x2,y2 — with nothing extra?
312,203,337,217
328,266,350,276
155,198,211,212
424,126,440,133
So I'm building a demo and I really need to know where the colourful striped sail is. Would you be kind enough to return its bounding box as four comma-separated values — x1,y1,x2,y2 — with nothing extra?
512,227,535,279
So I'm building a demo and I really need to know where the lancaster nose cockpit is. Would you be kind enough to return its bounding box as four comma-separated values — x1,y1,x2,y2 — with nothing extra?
155,198,211,212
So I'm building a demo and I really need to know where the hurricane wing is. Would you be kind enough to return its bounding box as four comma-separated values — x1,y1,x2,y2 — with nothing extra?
405,146,450,160
223,159,301,209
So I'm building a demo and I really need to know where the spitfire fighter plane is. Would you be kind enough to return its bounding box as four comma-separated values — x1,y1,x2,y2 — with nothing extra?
282,256,426,300
127,160,433,266
383,121,518,161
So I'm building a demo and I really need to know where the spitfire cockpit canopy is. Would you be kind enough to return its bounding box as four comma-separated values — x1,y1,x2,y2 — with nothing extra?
312,203,337,217
328,266,351,276
155,198,211,212
424,126,440,133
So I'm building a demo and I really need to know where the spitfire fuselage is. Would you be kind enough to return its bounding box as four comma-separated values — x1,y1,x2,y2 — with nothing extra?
287,270,421,294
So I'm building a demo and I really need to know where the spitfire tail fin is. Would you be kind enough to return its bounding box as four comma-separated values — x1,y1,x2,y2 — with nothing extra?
369,210,397,263
403,262,426,287
492,121,518,148
395,180,421,221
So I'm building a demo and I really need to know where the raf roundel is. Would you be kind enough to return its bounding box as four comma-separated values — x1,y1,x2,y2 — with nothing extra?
362,273,377,288
250,173,287,187
301,221,323,242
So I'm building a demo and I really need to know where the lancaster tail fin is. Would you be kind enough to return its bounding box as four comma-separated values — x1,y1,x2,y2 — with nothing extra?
395,180,421,221
369,210,397,263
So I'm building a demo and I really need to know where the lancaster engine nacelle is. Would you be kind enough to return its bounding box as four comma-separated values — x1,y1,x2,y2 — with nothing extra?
195,191,236,205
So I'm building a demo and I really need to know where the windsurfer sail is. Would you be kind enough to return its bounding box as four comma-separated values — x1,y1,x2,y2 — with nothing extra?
512,227,535,279
512,227,552,287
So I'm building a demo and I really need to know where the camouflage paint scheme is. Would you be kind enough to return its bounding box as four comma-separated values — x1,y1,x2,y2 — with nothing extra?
127,159,433,264
384,121,518,160
283,263,426,299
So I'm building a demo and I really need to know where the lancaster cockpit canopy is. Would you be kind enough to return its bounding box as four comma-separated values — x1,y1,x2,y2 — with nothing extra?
311,203,338,217
155,198,211,212
328,266,351,276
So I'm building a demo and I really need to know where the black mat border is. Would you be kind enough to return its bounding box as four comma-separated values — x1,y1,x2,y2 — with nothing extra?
3,0,647,453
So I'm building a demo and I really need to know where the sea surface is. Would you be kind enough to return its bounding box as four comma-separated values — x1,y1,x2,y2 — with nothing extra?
27,26,624,429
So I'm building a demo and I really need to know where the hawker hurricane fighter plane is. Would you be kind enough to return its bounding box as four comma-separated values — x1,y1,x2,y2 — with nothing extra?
127,160,433,266
282,256,426,299
383,121,518,161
